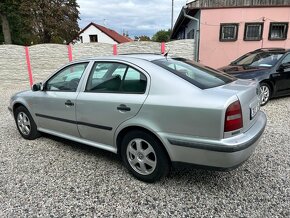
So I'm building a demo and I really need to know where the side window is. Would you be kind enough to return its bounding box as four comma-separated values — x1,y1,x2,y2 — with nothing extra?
122,67,147,93
86,62,147,94
46,62,88,92
86,62,127,92
281,54,290,64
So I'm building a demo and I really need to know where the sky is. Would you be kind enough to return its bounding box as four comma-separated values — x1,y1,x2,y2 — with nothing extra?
76,0,188,38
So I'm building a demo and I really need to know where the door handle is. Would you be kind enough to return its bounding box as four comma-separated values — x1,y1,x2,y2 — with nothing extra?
65,100,74,107
272,73,281,78
117,104,131,112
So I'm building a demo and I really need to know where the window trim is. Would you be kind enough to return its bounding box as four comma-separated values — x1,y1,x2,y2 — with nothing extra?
219,23,239,42
44,62,89,92
268,22,289,41
89,34,98,42
85,61,148,94
244,22,264,41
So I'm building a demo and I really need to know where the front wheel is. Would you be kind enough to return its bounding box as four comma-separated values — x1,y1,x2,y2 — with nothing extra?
260,83,271,106
121,131,170,183
14,106,40,140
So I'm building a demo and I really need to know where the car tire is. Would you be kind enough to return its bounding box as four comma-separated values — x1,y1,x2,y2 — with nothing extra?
14,106,40,140
121,130,170,183
260,83,271,106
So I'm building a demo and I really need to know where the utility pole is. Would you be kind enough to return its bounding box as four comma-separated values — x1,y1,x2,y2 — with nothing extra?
171,0,174,31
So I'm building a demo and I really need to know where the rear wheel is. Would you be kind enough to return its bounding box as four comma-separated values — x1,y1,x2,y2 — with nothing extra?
260,83,271,106
121,130,170,183
14,106,40,140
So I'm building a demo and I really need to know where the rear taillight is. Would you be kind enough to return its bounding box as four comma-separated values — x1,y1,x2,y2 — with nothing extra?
224,100,243,132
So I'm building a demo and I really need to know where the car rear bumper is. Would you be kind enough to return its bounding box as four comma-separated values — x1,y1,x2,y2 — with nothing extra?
159,111,267,169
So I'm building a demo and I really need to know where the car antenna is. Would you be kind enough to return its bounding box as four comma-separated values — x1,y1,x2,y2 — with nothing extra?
164,49,170,60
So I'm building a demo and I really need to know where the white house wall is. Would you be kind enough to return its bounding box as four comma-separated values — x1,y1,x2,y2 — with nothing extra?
77,25,118,44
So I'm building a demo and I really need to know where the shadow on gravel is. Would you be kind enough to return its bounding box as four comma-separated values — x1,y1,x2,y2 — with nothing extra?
40,133,243,189
41,133,121,164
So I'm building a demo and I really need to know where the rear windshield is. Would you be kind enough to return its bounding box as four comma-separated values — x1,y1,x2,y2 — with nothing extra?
152,58,235,89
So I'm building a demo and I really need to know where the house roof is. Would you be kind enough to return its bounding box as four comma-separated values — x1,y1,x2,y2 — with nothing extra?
187,0,290,9
171,0,290,39
78,22,133,43
170,8,198,40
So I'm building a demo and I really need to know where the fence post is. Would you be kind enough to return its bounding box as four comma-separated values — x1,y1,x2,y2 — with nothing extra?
67,44,73,62
25,46,33,87
161,42,166,54
113,44,117,55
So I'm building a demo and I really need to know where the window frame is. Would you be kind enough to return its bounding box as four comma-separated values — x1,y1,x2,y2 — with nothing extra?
244,22,264,41
44,62,89,92
89,34,98,42
219,23,239,42
85,61,148,94
268,22,289,41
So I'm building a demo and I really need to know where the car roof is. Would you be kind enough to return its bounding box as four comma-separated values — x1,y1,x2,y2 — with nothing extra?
252,48,290,53
77,54,167,63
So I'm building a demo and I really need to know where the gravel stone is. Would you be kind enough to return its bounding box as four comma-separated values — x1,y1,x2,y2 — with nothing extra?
0,84,289,217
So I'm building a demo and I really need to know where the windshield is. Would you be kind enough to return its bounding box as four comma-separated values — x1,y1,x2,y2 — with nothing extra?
152,58,235,89
232,52,284,67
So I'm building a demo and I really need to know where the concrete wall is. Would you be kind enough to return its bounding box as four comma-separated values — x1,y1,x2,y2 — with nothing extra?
0,40,194,86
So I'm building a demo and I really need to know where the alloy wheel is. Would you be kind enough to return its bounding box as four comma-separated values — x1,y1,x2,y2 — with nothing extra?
260,85,270,105
17,112,31,135
126,138,157,175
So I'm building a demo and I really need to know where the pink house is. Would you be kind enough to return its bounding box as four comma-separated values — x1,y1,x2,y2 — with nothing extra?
171,0,290,68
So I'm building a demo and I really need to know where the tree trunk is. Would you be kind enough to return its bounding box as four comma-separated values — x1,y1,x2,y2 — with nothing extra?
0,13,12,44
43,29,51,43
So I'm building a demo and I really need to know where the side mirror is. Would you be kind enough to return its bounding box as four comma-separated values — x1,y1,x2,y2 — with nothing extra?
278,63,290,72
31,83,42,91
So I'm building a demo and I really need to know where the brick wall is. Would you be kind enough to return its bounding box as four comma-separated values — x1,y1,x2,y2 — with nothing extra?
0,40,194,86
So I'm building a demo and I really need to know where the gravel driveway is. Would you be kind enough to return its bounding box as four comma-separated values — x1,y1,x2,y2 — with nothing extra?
0,84,289,217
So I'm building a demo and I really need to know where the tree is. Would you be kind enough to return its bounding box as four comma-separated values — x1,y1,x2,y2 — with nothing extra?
135,35,151,41
20,0,80,44
0,0,80,45
0,0,18,44
152,29,171,42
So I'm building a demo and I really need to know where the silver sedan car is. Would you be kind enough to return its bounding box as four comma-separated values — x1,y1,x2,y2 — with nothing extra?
9,54,267,183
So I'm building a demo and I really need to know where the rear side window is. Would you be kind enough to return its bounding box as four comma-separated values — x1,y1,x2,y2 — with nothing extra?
152,58,235,89
86,62,147,93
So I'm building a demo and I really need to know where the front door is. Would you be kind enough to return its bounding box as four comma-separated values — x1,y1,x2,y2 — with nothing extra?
273,54,290,96
76,61,149,147
33,62,89,137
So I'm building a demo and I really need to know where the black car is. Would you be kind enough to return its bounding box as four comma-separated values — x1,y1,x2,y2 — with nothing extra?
219,48,290,105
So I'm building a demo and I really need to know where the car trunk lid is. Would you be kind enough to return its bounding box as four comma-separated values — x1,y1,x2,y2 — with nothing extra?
206,79,261,137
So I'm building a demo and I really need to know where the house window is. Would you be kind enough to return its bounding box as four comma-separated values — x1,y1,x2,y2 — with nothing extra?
89,35,98,42
220,24,238,41
244,23,263,41
269,22,288,40
187,29,195,39
80,36,83,43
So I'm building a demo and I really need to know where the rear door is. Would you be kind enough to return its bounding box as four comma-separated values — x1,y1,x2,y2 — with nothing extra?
76,61,149,147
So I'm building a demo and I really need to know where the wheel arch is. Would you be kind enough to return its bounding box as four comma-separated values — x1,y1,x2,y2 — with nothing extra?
260,79,274,94
12,101,37,124
116,125,172,162
13,102,28,117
